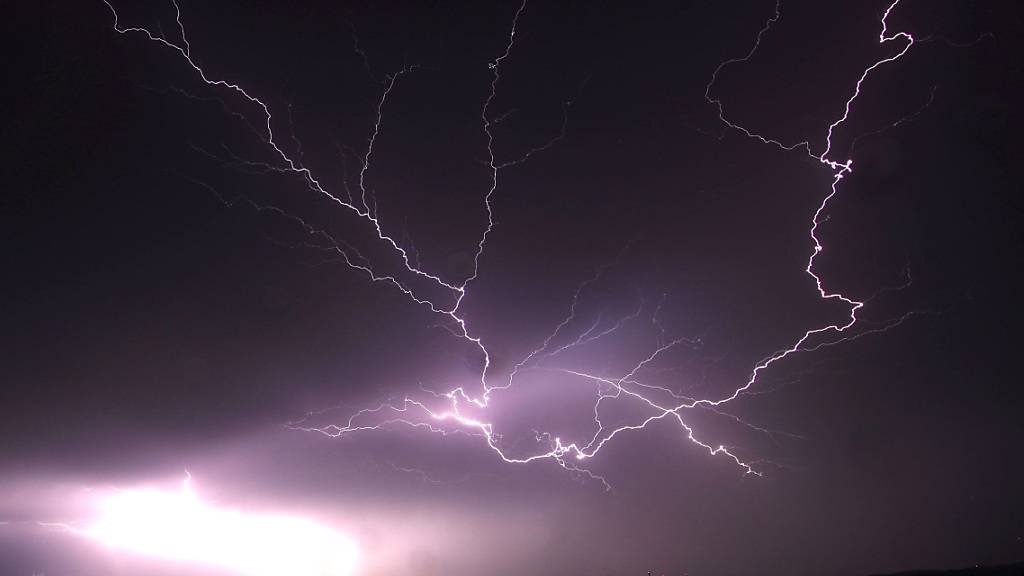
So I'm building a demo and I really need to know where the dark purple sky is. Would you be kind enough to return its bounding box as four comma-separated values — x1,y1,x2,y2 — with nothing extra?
2,1,1023,575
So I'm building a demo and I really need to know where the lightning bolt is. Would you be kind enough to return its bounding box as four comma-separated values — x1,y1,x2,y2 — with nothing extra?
103,0,932,487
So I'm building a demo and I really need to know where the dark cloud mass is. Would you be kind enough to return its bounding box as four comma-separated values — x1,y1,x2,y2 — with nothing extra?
2,1,1023,575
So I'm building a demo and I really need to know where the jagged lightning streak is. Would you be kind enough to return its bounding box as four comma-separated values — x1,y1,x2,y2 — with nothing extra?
102,0,512,408
697,0,916,410
101,0,464,305
104,0,923,485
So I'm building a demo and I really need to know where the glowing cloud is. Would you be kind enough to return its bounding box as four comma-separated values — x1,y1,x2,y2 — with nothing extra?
83,478,359,576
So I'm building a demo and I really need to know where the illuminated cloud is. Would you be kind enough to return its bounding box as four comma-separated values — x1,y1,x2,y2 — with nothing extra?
84,477,358,576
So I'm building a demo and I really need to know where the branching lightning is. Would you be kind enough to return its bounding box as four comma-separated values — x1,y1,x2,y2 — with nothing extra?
103,0,929,487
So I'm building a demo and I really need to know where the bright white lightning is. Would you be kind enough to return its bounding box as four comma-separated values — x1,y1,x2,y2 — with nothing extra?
103,0,928,485
83,477,359,576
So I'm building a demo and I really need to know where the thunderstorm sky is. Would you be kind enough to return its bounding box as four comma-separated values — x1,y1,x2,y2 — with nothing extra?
2,1,1023,575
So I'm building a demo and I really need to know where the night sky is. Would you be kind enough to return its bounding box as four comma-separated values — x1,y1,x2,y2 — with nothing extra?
3,1,1023,575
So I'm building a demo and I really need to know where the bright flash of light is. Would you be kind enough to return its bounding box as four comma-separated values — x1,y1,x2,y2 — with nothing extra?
83,478,359,576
